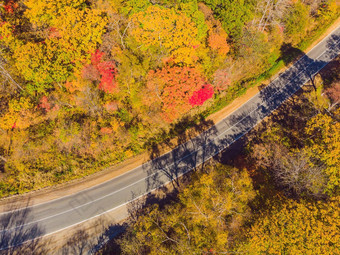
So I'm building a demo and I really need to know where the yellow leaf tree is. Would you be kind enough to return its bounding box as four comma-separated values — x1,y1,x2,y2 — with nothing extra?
237,197,340,254
305,109,340,194
8,0,107,92
0,97,37,130
129,5,200,66
119,164,255,254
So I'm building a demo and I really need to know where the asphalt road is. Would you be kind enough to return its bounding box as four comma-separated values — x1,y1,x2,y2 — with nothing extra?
1,25,339,250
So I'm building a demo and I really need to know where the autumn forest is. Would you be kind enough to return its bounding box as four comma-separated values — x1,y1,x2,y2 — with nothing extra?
0,0,336,196
0,0,339,253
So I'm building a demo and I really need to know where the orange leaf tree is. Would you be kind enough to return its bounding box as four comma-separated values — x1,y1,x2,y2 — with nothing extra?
145,66,213,122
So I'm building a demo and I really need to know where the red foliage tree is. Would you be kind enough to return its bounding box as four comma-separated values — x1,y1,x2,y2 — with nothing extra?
97,61,117,94
91,49,104,66
189,84,214,106
48,27,61,38
3,0,18,14
39,96,51,111
146,66,213,122
38,95,59,112
82,50,117,93
100,127,113,134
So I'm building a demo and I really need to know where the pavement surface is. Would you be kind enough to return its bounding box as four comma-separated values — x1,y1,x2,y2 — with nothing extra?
0,25,339,251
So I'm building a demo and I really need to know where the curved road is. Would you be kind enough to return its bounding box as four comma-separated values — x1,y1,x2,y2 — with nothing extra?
1,25,340,250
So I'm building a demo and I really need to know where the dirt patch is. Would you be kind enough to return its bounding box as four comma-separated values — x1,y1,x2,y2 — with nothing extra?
1,17,339,211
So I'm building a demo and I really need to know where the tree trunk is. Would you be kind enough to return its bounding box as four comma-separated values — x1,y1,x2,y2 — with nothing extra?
0,60,23,91
0,155,7,163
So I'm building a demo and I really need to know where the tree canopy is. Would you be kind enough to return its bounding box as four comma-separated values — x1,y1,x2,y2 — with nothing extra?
237,197,340,254
119,164,255,254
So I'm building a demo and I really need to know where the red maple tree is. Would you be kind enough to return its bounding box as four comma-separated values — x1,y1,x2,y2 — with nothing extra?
3,0,18,14
91,50,104,66
189,84,214,106
82,50,117,93
97,61,117,94
39,96,51,111
146,66,213,122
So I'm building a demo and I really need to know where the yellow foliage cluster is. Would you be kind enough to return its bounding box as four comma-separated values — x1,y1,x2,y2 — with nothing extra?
9,0,107,88
129,6,200,65
239,197,340,254
0,21,15,45
51,7,107,66
120,164,255,254
305,109,340,192
208,31,230,55
0,97,37,130
24,0,86,26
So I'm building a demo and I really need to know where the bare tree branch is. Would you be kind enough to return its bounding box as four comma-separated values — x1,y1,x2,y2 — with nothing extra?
0,155,8,163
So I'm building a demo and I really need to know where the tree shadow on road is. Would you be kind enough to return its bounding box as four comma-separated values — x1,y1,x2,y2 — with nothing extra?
279,43,306,66
256,41,336,122
317,57,340,89
142,115,219,192
0,199,49,255
140,33,339,200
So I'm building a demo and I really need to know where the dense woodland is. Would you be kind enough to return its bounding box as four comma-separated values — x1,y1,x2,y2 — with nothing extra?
102,58,339,255
0,0,338,197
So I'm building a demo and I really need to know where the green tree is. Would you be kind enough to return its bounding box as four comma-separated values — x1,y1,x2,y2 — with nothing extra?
284,1,311,45
120,0,151,16
178,0,209,41
202,0,255,39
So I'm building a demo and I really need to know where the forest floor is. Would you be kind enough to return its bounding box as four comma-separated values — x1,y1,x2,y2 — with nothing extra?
0,17,339,210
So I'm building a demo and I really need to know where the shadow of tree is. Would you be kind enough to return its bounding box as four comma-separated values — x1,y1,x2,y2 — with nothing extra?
259,34,339,129
317,57,340,89
139,40,331,203
111,34,339,232
142,115,219,192
62,228,91,255
279,43,306,66
60,217,126,255
227,36,340,201
0,199,49,254
94,185,182,255
256,41,337,120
